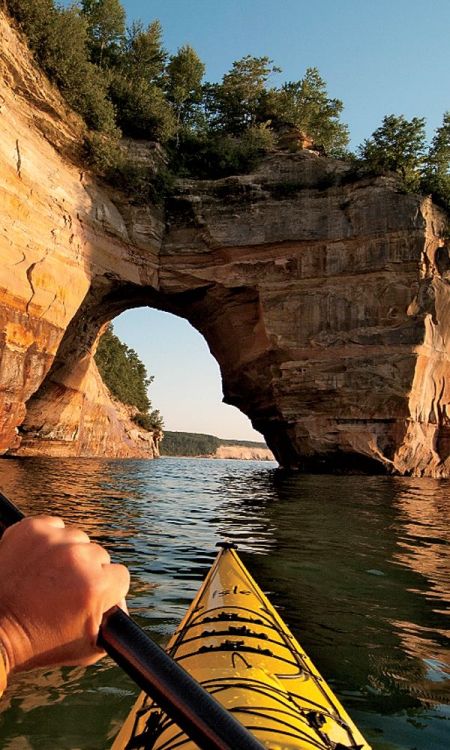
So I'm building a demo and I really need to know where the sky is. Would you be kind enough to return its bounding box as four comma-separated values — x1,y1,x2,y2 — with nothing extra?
114,0,450,441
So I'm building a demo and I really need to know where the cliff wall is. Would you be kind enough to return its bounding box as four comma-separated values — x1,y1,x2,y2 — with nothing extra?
213,445,275,461
1,11,449,474
0,12,162,457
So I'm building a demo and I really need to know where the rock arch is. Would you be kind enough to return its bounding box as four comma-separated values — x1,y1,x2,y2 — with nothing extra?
1,11,449,473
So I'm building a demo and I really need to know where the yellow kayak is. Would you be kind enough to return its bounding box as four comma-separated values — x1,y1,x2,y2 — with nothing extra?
112,544,371,750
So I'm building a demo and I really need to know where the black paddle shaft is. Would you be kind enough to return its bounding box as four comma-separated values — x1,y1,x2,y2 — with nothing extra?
0,492,266,750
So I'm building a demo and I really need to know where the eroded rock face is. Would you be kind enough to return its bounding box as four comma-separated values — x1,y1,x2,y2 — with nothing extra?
0,11,449,473
0,12,162,458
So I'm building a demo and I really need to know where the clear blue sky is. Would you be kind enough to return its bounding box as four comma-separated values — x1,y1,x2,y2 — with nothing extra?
114,0,449,441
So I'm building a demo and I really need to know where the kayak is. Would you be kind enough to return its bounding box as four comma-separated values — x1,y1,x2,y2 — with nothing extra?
112,543,371,750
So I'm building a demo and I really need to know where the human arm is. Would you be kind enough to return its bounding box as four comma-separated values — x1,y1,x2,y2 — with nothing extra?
0,515,130,685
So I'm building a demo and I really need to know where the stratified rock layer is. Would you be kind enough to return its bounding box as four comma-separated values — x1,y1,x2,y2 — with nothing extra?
0,11,449,473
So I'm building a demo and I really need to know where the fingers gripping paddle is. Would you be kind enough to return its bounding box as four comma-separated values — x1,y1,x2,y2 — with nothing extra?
0,492,266,750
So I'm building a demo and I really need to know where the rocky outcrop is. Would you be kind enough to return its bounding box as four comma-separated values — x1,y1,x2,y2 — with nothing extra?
0,11,449,473
213,445,275,461
0,12,162,457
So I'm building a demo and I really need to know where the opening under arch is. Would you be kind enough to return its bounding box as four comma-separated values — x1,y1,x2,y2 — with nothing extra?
113,307,264,442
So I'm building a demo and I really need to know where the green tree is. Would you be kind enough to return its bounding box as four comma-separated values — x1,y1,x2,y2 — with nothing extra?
206,55,280,134
80,0,125,67
121,19,167,83
110,75,175,140
109,18,174,140
265,67,349,155
6,0,55,52
359,114,426,189
95,324,163,430
7,0,117,133
166,44,205,132
422,112,450,211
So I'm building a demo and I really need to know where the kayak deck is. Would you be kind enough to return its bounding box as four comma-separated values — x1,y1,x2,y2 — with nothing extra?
112,545,371,750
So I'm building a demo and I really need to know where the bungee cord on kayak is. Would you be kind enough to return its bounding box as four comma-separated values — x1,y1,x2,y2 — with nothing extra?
112,545,371,750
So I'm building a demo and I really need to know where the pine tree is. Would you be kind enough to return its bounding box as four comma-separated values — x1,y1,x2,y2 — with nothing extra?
422,112,450,211
166,44,205,132
95,324,163,431
81,0,125,67
359,114,426,189
206,55,280,134
122,20,167,83
264,67,349,155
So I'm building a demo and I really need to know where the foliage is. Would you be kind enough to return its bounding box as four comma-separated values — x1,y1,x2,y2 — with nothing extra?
358,114,426,190
204,55,280,135
168,127,275,179
95,324,153,412
121,20,167,82
80,0,125,67
160,432,220,456
6,0,117,133
264,68,350,156
95,324,164,431
166,45,205,131
7,0,351,172
9,0,449,214
160,431,266,456
132,410,163,431
109,74,176,140
83,130,123,172
107,19,174,140
109,162,175,205
421,111,450,211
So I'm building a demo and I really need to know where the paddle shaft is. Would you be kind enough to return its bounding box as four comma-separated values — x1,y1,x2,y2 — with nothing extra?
0,492,266,750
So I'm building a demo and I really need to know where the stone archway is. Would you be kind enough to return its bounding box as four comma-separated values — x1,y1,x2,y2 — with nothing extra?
1,11,449,473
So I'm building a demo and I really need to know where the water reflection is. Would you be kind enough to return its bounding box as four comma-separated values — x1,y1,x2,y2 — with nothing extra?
0,458,448,749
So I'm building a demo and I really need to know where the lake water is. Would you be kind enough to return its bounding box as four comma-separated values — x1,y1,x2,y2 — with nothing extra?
0,456,449,749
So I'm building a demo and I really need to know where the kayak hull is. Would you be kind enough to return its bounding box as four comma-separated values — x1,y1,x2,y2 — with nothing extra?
112,545,370,749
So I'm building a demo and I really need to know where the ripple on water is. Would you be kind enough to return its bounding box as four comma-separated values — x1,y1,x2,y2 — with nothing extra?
0,459,448,750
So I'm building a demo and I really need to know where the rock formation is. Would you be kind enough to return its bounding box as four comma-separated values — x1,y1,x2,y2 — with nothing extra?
0,11,449,474
213,445,275,461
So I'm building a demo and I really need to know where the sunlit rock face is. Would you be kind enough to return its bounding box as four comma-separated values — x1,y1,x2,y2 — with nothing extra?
0,12,162,458
0,11,449,472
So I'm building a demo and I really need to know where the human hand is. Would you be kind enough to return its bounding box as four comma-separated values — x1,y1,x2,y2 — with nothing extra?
0,516,130,675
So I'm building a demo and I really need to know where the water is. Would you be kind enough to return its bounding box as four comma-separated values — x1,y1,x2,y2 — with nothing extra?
0,457,449,750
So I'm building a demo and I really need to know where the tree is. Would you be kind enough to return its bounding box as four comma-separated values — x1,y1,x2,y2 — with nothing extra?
95,324,163,431
110,75,176,140
6,0,55,52
206,55,280,134
166,44,205,132
108,18,174,140
80,0,125,67
359,114,426,189
121,19,167,83
422,112,450,211
264,67,349,155
7,0,117,133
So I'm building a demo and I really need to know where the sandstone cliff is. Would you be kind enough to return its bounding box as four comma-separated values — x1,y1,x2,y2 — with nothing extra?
213,445,275,461
0,11,449,474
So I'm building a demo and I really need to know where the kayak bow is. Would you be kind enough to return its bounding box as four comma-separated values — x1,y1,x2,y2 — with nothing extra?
113,544,371,750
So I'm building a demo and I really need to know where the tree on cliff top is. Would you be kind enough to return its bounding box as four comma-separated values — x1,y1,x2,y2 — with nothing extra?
359,114,426,189
358,113,450,212
6,0,118,133
95,325,163,431
81,0,126,67
166,44,205,132
121,19,167,83
204,55,280,135
262,67,350,156
421,111,450,211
